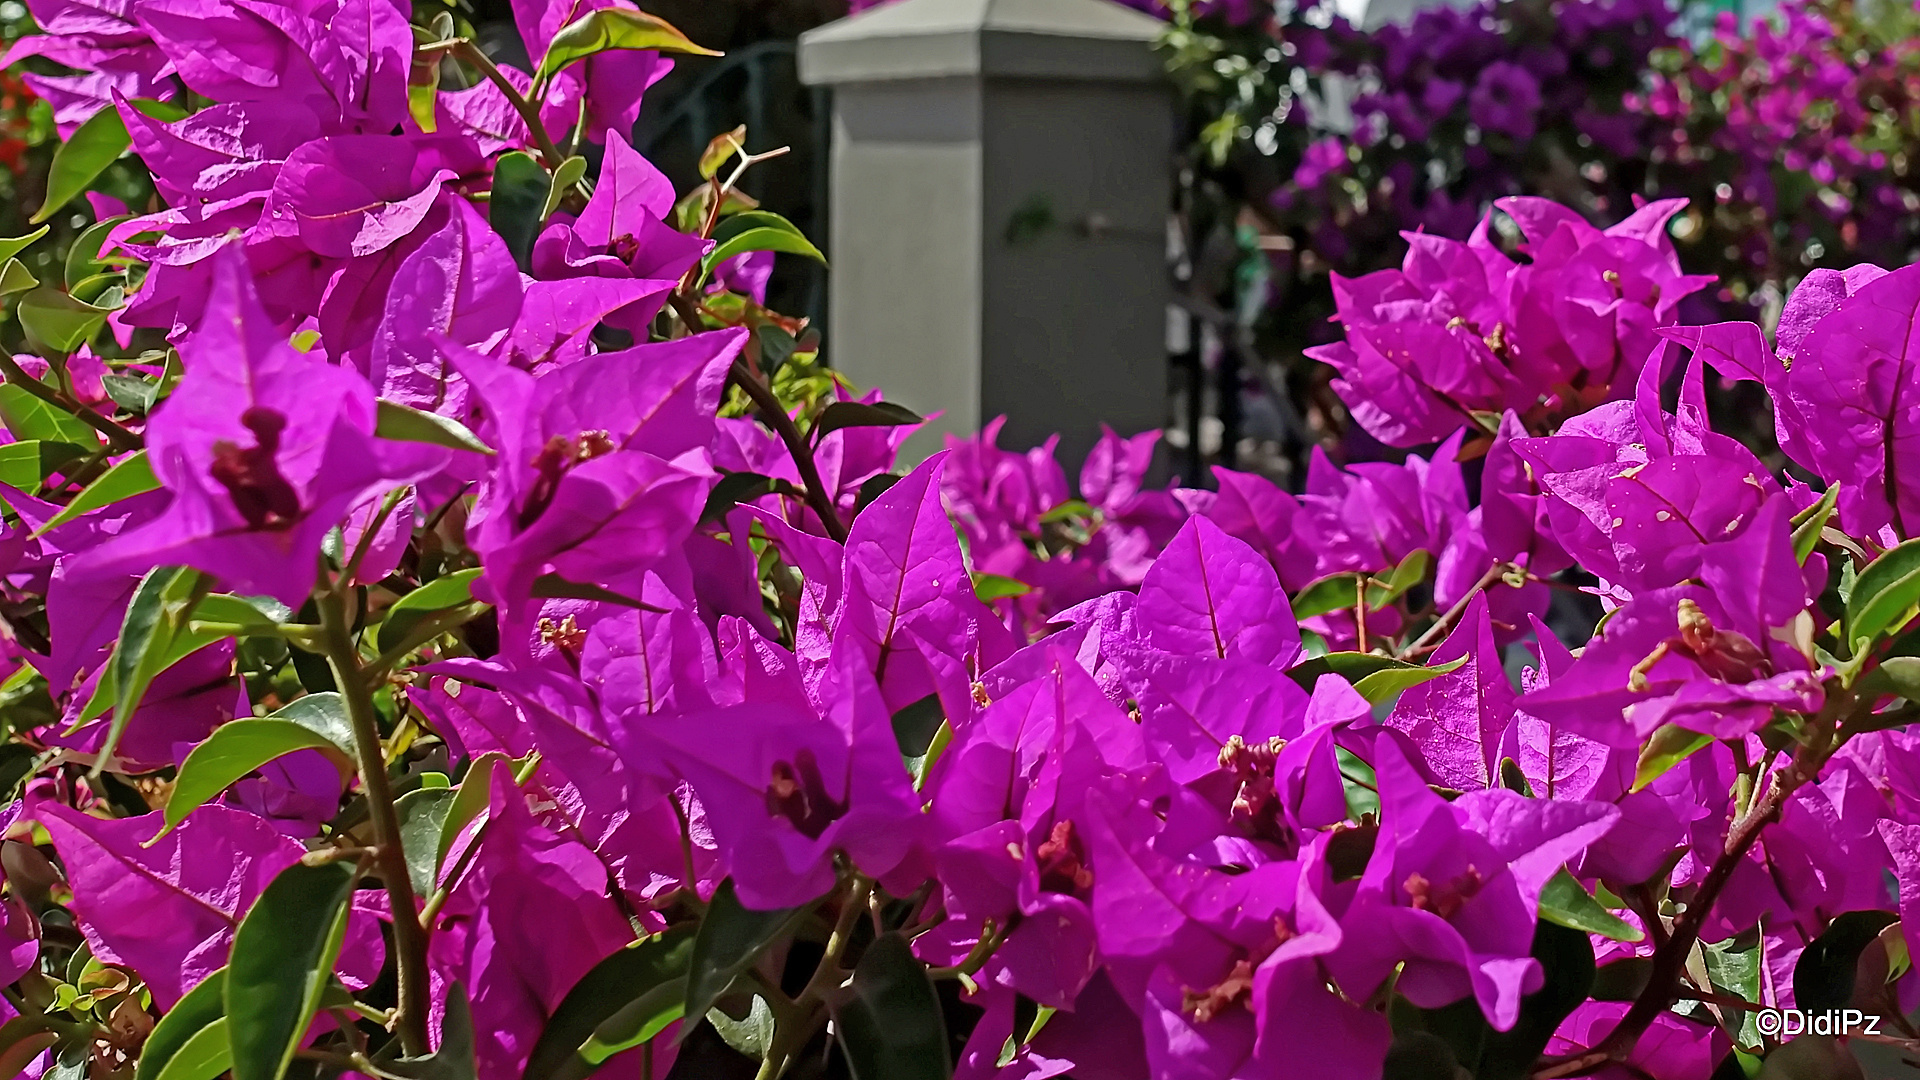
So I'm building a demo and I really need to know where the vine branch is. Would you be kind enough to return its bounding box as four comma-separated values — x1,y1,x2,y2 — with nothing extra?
0,352,143,454
317,576,432,1055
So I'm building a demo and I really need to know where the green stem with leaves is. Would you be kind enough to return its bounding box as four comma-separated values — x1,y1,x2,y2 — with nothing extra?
1532,692,1855,1078
449,40,566,169
0,352,143,453
749,875,874,1080
316,578,431,1056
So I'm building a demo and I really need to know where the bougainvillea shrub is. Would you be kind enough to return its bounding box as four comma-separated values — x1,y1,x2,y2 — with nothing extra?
0,1,1917,1080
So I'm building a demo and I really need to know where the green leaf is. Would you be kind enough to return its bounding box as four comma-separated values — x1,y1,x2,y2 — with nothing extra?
36,98,183,224
95,567,207,771
1856,656,1920,703
1847,537,1920,651
66,215,127,289
1790,485,1840,563
157,720,352,841
36,108,128,226
266,692,358,752
0,440,39,490
34,450,157,535
525,926,696,1080
0,1019,60,1080
1349,655,1467,705
0,439,87,490
438,751,507,874
535,7,720,88
1037,499,1094,524
0,383,97,444
136,970,227,1080
396,787,456,896
0,259,39,299
1290,573,1361,620
971,573,1031,603
101,372,158,414
1498,757,1535,797
683,880,809,1033
706,994,774,1060
17,285,110,353
529,573,663,612
407,64,441,135
915,720,953,791
1632,723,1715,791
698,126,745,180
543,156,588,220
69,271,124,307
489,152,547,271
190,593,292,637
753,324,797,379
1794,909,1899,1014
709,210,808,248
1286,650,1425,690
0,226,48,264
1391,997,1484,1079
700,471,773,526
151,1019,232,1080
835,933,950,1080
811,401,922,441
855,474,900,514
226,861,357,1080
1589,957,1653,1001
701,227,826,282
1704,934,1763,1049
378,569,485,653
891,692,946,779
1368,548,1431,610
1381,1031,1463,1080
384,983,476,1080
1538,868,1643,942
375,399,494,455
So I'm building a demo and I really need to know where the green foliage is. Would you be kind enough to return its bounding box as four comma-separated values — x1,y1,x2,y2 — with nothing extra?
835,934,951,1080
226,862,357,1080
525,927,696,1080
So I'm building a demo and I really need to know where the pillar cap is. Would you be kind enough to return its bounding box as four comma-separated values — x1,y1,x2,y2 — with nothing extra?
799,0,1166,86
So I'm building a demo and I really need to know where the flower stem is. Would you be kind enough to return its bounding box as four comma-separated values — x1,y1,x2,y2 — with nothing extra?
1532,699,1847,1078
317,583,431,1056
1400,560,1511,658
0,352,142,453
721,348,848,544
450,40,565,169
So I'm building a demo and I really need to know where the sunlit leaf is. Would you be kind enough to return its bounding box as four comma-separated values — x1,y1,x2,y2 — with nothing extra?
226,861,356,1080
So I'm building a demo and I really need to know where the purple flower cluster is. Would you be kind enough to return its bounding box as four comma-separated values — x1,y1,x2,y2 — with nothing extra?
0,1,1918,1079
1635,0,1920,279
1307,196,1713,446
1272,0,1676,239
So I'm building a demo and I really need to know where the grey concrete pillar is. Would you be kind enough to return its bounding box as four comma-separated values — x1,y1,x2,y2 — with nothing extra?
798,0,1172,473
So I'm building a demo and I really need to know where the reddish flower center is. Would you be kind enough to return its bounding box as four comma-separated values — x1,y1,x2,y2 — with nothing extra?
1219,734,1296,850
1629,598,1769,690
764,749,847,840
208,406,301,530
537,615,586,655
1036,819,1093,895
519,429,617,528
1404,865,1485,919
1181,916,1296,1022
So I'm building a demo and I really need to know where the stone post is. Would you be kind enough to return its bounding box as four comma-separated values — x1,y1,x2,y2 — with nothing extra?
799,0,1171,472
